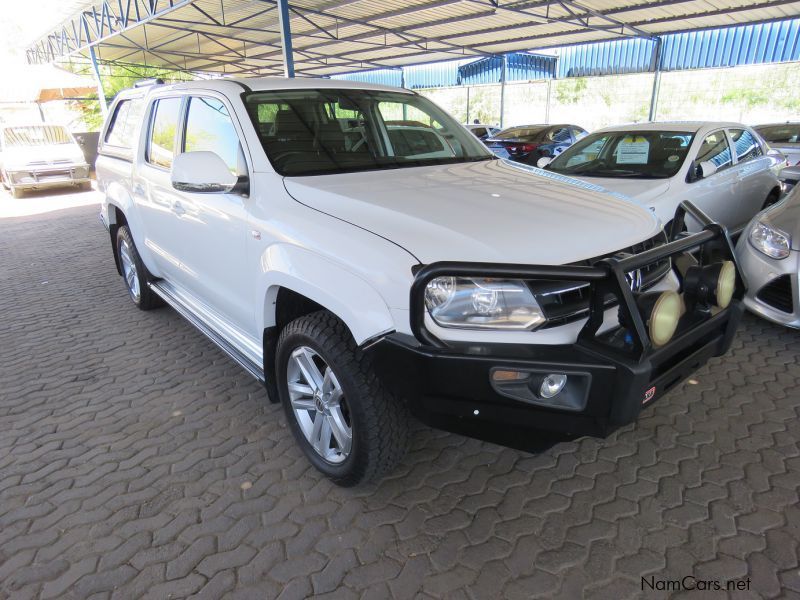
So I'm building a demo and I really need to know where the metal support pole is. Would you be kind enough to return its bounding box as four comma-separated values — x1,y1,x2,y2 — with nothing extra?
499,54,506,129
545,78,552,124
465,87,470,123
648,37,662,122
401,71,407,120
87,45,108,117
83,13,108,118
277,0,295,78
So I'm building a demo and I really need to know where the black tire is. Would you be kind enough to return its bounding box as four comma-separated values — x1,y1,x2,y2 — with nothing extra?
762,189,780,210
276,310,409,486
115,225,163,310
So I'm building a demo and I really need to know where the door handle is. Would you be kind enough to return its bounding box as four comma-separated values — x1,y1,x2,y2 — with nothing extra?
172,201,186,215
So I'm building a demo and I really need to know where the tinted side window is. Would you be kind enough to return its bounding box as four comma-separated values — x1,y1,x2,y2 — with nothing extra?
147,98,182,169
694,131,732,173
730,129,763,163
472,127,486,138
104,98,144,150
183,97,242,174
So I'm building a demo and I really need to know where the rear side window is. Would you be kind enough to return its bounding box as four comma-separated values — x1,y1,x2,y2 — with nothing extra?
183,97,241,174
147,97,182,169
730,129,763,163
104,99,143,149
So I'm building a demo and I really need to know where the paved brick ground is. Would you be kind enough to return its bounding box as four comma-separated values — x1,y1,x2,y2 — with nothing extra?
1,203,799,600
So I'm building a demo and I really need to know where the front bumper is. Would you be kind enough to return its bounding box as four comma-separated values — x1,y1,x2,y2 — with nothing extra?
7,164,90,190
370,202,744,445
737,236,800,328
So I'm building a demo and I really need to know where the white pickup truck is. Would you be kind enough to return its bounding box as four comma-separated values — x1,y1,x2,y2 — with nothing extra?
97,78,743,486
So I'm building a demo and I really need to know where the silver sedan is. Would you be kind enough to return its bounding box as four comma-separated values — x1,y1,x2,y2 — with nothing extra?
736,187,800,328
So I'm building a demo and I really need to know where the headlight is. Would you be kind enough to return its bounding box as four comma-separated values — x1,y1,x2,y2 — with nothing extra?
749,221,791,259
424,276,545,330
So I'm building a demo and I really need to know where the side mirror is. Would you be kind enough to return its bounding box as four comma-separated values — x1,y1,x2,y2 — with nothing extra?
171,151,239,194
699,160,717,179
537,156,552,169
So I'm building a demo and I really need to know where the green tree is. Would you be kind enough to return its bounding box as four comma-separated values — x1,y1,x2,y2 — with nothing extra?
66,63,195,131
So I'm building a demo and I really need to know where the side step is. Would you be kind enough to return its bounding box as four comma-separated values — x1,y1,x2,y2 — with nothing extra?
149,281,265,382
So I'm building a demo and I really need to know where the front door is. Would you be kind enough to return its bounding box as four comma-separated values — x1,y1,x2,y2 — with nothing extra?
685,129,738,229
166,94,254,336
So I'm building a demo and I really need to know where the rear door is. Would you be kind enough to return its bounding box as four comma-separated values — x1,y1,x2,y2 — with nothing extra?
133,95,186,278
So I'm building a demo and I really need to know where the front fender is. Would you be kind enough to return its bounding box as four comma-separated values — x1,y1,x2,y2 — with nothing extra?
258,244,395,345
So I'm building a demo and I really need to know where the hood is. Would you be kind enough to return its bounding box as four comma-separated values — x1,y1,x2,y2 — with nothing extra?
3,143,85,169
571,176,672,205
760,188,800,250
283,159,662,265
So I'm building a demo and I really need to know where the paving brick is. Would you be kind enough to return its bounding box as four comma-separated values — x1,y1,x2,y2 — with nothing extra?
2,203,800,599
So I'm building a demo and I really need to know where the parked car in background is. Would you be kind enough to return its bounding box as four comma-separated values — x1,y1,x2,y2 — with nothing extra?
0,124,91,198
97,78,743,485
754,122,800,166
778,164,800,195
540,122,784,234
485,124,587,164
736,187,800,328
465,123,500,141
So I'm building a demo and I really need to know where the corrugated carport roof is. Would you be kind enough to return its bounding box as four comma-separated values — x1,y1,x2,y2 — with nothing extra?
28,0,800,77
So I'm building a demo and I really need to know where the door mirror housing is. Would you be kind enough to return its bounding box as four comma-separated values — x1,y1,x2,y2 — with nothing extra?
171,151,243,194
698,160,717,179
537,156,553,169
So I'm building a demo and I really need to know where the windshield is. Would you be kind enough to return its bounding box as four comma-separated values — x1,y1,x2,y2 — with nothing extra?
547,130,695,179
492,126,549,141
3,125,73,147
755,124,800,145
244,89,493,176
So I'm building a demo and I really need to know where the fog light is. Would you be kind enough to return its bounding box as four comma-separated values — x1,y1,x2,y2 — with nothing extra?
715,261,736,309
684,260,737,309
540,373,567,398
647,291,681,347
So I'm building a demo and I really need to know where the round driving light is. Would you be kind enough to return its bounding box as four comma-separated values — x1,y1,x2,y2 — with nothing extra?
540,373,567,399
648,291,681,347
715,260,736,309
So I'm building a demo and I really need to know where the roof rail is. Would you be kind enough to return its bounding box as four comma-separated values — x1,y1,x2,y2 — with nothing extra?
133,78,165,88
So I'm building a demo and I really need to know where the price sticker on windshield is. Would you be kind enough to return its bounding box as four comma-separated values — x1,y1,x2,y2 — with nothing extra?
617,136,650,165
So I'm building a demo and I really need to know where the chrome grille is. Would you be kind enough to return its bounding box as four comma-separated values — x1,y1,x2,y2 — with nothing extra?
533,232,671,328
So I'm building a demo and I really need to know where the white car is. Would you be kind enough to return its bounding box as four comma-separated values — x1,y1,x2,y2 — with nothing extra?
539,122,784,234
465,123,500,140
0,123,91,198
96,78,743,485
754,122,800,166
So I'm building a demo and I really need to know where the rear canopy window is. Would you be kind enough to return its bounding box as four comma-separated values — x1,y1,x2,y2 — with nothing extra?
755,124,800,144
243,89,491,176
104,98,144,149
3,125,72,147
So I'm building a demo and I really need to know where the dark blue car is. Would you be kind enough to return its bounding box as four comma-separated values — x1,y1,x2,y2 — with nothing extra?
485,124,588,165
